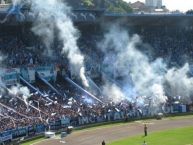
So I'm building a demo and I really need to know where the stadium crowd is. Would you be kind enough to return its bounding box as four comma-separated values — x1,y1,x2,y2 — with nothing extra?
0,36,42,67
0,25,193,134
0,85,136,132
138,27,193,66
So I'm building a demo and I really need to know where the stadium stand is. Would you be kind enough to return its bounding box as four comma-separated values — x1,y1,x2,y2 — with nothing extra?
0,2,193,144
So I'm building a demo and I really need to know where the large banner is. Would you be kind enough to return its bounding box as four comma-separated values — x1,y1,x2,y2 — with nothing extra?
20,67,30,82
28,67,36,83
28,125,36,137
12,127,27,139
77,111,142,126
61,117,70,127
0,68,18,85
0,4,10,12
20,67,36,83
36,66,56,81
0,134,12,142
35,124,45,134
0,65,57,85
0,131,12,142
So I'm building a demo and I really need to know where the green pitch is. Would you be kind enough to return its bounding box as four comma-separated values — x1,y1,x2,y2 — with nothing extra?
109,126,193,145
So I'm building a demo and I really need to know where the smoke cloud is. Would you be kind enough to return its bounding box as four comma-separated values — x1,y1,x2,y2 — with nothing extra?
80,67,89,87
9,85,31,105
11,0,89,87
30,0,88,87
164,64,193,103
102,83,125,103
99,24,193,111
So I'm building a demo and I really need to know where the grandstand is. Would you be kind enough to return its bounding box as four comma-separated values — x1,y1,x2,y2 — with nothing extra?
0,1,193,144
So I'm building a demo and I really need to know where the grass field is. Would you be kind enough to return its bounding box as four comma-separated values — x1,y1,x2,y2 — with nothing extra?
109,126,193,145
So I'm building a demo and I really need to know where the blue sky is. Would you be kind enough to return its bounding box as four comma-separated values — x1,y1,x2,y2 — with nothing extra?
123,0,193,12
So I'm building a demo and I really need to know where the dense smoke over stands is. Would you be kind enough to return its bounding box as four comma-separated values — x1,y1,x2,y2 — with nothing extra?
99,25,193,107
1,0,193,108
99,25,167,108
164,64,193,102
11,0,89,87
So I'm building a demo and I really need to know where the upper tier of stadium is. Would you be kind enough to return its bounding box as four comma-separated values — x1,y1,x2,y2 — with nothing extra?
0,3,193,26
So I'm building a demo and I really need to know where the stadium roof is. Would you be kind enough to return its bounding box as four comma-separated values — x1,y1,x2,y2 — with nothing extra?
103,14,193,26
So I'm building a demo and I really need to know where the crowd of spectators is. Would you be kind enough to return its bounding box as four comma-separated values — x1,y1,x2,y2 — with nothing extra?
138,27,193,67
0,68,141,133
0,35,41,67
2,26,192,73
0,83,137,133
0,24,193,134
0,86,74,132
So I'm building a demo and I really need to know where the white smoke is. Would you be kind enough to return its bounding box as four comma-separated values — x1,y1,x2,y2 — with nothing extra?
80,67,89,87
99,25,185,110
165,64,193,103
102,83,125,103
100,24,193,109
9,85,31,105
30,0,60,56
30,0,89,87
11,0,89,87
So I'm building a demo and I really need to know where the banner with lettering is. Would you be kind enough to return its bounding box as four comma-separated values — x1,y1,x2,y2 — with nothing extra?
36,66,55,81
28,67,36,83
0,68,18,85
12,127,27,139
0,134,12,142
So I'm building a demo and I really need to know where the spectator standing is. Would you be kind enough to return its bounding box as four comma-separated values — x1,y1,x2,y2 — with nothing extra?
144,124,147,136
